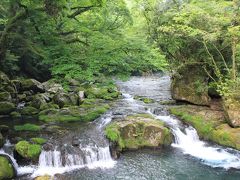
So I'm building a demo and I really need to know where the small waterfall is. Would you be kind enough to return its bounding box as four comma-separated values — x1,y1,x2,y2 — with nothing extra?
152,114,240,169
32,146,115,177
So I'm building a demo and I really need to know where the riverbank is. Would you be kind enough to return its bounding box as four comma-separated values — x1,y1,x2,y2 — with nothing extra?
169,101,240,150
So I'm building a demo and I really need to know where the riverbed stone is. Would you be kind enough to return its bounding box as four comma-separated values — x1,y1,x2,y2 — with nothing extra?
171,63,210,106
30,94,49,109
53,93,78,108
105,114,172,154
35,175,52,180
21,79,45,93
0,92,12,102
15,141,41,161
20,106,39,115
10,111,22,118
223,98,240,127
0,125,9,135
43,81,64,94
0,71,16,94
0,155,15,179
0,102,15,115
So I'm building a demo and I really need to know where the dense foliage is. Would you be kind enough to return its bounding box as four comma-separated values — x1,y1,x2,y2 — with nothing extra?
0,0,166,82
139,0,240,97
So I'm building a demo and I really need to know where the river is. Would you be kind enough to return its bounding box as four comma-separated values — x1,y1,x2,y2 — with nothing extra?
1,74,240,179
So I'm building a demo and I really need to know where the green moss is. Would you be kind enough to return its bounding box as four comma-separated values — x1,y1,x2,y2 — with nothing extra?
0,156,14,179
15,141,41,160
105,116,172,151
143,98,154,104
10,111,21,118
86,85,120,100
170,108,213,139
105,123,120,142
40,103,59,111
14,123,41,132
0,102,15,115
39,106,109,123
20,106,39,116
31,138,47,145
134,96,154,104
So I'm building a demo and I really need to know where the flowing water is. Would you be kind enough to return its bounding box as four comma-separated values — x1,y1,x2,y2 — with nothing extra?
1,74,240,179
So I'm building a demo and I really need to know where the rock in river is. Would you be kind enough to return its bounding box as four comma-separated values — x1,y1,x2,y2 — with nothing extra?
105,114,172,158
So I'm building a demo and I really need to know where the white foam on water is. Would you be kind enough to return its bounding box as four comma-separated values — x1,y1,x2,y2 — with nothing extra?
154,115,240,169
30,146,115,178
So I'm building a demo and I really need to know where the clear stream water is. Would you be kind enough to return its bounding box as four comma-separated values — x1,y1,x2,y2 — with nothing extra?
1,74,240,180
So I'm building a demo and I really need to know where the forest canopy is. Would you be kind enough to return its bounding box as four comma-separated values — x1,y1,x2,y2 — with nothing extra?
0,0,167,82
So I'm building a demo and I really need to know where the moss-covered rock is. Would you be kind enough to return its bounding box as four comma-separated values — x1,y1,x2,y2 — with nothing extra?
20,106,39,116
30,138,47,145
223,98,240,127
169,105,240,150
171,63,210,106
14,123,41,132
85,86,120,100
0,71,16,94
42,81,64,94
35,175,52,180
30,94,50,109
0,102,15,115
10,111,22,118
53,93,78,108
15,141,41,161
0,155,15,179
0,92,12,102
0,125,9,136
40,103,59,111
39,105,109,123
105,114,172,155
134,96,155,104
0,133,3,148
21,79,45,93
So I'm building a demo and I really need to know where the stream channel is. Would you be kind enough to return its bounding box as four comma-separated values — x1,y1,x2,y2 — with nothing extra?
1,74,240,180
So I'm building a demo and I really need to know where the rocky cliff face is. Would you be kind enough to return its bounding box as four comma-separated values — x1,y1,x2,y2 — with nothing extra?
171,64,210,106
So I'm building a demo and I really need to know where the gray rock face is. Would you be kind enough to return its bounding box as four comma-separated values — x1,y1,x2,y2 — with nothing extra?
21,79,45,93
223,98,240,127
43,81,64,94
171,64,210,106
53,93,78,108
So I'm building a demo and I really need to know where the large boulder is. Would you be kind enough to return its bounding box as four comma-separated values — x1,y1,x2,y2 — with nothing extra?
21,79,45,93
0,71,16,94
0,92,12,102
20,106,39,116
171,63,210,106
0,155,15,179
30,93,51,109
53,93,78,108
223,98,240,127
0,102,15,115
105,114,172,157
42,81,64,94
